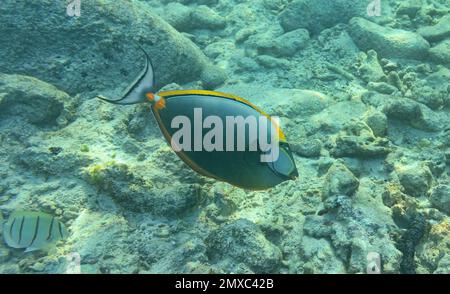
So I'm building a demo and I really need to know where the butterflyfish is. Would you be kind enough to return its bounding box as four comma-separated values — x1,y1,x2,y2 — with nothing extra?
97,46,298,190
2,211,68,252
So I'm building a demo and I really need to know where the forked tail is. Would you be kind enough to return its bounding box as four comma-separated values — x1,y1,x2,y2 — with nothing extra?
96,44,155,105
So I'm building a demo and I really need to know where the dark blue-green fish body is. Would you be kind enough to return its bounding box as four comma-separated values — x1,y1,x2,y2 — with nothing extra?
3,211,68,252
98,46,298,190
152,90,298,190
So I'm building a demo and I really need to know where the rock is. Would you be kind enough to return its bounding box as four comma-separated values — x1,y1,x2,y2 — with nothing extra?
136,232,209,273
417,15,450,42
181,0,219,5
361,91,448,132
206,219,282,273
322,194,353,216
235,28,256,43
276,90,329,117
364,110,388,137
236,57,260,72
0,0,217,95
0,264,19,274
85,161,204,216
380,58,398,71
396,0,422,18
279,0,368,34
162,2,192,31
0,248,10,263
247,30,279,52
383,98,446,132
318,27,360,59
387,71,406,93
204,40,235,59
17,147,91,176
415,219,449,273
258,29,310,57
310,101,367,133
323,162,359,198
80,264,100,274
429,185,450,214
291,139,322,157
395,163,433,197
348,17,430,60
357,50,386,83
434,254,450,274
0,74,74,126
216,85,331,119
29,262,46,272
255,55,290,69
330,120,390,158
201,65,227,90
262,0,286,11
189,5,226,30
303,215,334,238
429,39,450,64
413,85,446,110
422,67,450,108
69,211,138,273
348,236,402,274
331,134,390,158
368,82,398,94
300,236,345,273
307,179,403,273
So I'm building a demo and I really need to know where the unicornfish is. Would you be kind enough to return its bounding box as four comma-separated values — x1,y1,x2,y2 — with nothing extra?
97,46,298,190
3,211,68,252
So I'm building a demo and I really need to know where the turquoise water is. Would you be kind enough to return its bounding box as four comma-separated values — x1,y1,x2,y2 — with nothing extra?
0,0,449,274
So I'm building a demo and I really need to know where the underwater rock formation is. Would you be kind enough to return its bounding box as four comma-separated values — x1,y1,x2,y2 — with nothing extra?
429,40,450,64
0,74,74,126
356,50,386,83
0,0,224,96
257,29,310,57
323,162,359,198
349,17,430,60
291,139,322,158
395,162,433,197
299,236,346,273
162,3,227,32
430,185,450,214
417,14,450,42
361,91,449,131
206,219,282,273
364,109,388,137
330,119,391,158
279,0,368,34
85,161,204,216
69,210,138,273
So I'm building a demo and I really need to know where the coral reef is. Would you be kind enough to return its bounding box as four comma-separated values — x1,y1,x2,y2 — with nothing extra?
0,0,448,274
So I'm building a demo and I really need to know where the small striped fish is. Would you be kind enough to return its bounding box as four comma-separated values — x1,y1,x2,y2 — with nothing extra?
2,211,68,252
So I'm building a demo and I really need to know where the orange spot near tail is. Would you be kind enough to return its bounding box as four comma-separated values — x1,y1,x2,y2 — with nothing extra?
146,92,166,110
146,92,155,101
154,97,166,110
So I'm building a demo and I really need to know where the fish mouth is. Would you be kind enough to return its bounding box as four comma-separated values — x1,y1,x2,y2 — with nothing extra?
290,170,299,180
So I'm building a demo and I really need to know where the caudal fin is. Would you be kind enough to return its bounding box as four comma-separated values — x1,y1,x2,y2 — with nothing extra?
97,44,155,105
